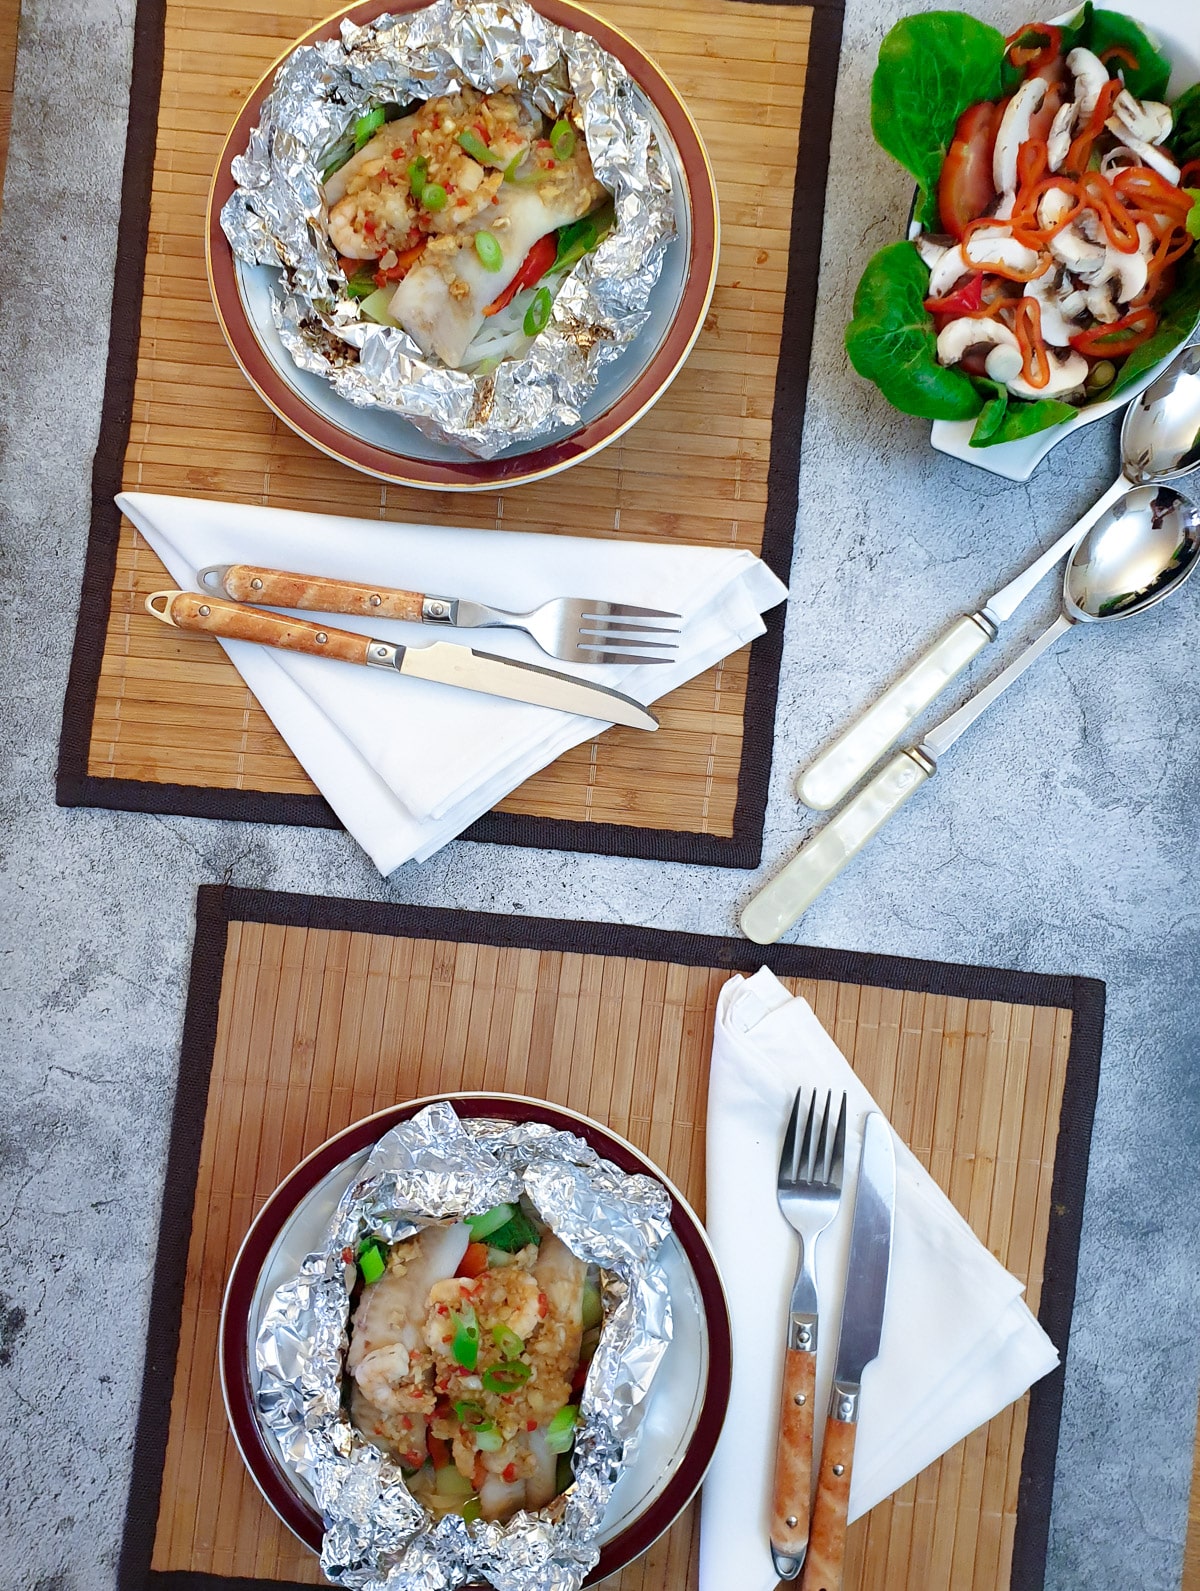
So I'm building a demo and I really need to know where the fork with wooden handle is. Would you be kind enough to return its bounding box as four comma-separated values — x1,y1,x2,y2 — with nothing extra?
195,564,681,666
771,1089,847,1578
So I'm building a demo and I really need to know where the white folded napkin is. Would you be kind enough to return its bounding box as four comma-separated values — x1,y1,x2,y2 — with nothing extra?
116,493,787,874
699,969,1060,1591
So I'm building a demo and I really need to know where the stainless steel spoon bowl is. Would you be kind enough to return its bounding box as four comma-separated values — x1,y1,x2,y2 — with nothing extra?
741,484,1200,944
1122,343,1200,485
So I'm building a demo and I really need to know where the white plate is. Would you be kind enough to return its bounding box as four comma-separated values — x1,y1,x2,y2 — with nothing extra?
930,0,1200,480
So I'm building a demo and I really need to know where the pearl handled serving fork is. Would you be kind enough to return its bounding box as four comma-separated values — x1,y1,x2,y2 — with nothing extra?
771,1088,848,1579
196,564,682,666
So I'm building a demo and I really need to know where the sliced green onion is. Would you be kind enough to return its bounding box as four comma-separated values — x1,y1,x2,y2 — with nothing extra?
549,119,576,160
344,267,378,301
474,1428,505,1451
462,1497,482,1523
486,1242,518,1266
523,286,553,337
481,1360,532,1394
407,156,428,203
454,1400,493,1431
422,182,448,212
581,1280,603,1331
503,153,525,182
491,1323,525,1360
457,129,492,164
452,1305,480,1370
466,1203,516,1242
485,1208,542,1253
544,1404,578,1455
354,106,386,151
553,203,614,273
357,1239,386,1284
474,230,504,271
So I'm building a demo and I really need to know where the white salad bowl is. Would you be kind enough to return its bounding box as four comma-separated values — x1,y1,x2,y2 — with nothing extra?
929,0,1200,480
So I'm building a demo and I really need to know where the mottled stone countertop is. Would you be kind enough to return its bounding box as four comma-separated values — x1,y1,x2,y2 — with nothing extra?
1,2,1197,1588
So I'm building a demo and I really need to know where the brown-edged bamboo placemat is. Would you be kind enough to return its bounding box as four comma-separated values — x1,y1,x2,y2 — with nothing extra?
56,0,845,869
0,0,19,205
1184,1390,1200,1591
118,886,1103,1591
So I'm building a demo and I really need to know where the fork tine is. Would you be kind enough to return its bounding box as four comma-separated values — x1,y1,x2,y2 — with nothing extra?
797,1089,817,1182
813,1090,833,1182
580,651,677,665
578,620,681,638
779,1088,804,1184
828,1092,848,1189
579,603,682,620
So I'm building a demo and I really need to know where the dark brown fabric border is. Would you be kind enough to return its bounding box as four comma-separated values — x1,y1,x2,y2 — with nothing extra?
118,884,1102,1591
56,0,846,872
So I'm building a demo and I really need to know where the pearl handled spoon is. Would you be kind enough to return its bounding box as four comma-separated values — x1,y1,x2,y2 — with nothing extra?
741,485,1200,946
797,343,1200,814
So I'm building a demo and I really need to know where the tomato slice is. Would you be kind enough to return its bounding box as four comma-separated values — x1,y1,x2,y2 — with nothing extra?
923,272,985,317
482,232,558,317
938,101,1000,240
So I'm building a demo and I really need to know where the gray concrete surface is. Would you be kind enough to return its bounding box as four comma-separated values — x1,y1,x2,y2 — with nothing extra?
1,0,1197,1587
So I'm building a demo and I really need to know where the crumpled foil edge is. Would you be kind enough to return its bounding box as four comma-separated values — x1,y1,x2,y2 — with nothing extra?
254,1101,675,1591
220,0,677,459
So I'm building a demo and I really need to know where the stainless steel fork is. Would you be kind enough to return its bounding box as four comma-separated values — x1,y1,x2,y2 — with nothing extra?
770,1087,848,1580
196,564,681,665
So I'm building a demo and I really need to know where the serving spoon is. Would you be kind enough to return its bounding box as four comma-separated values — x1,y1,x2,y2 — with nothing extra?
741,484,1200,945
798,342,1200,813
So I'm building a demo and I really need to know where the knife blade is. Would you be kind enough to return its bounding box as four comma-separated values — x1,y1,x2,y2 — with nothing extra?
146,591,659,731
799,1112,895,1591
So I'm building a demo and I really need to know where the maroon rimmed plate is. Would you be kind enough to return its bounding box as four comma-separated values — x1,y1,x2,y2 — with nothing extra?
205,1,720,492
219,1092,732,1583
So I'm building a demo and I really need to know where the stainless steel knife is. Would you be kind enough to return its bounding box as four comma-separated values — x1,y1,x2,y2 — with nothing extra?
799,1111,896,1591
145,591,659,731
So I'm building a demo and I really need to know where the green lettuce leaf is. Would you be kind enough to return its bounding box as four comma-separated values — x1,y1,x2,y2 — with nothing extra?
871,12,1009,233
1171,84,1200,166
845,242,982,421
967,379,1076,448
1083,7,1171,101
1187,191,1200,242
1109,250,1200,398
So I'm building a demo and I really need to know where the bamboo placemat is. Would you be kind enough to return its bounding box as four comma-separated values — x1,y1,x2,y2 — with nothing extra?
0,0,19,205
57,0,844,868
117,886,1103,1591
1184,1391,1200,1591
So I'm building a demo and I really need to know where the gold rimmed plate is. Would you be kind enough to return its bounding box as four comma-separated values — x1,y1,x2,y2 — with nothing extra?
206,0,720,492
219,1093,732,1583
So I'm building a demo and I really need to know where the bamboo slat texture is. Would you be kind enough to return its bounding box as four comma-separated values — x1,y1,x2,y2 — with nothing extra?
150,920,1074,1591
1183,1391,1200,1591
0,0,19,208
88,0,815,838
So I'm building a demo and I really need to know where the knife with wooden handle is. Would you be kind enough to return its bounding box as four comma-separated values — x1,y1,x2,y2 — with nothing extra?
800,1114,895,1591
145,591,659,730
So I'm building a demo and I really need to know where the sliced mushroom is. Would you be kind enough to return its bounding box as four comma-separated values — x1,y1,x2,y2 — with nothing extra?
913,234,950,271
963,230,1043,276
936,316,1021,380
1059,287,1089,319
1100,145,1141,179
1086,222,1154,306
927,243,970,297
1105,117,1182,184
1050,224,1106,275
1110,89,1172,146
1047,102,1076,173
1077,207,1104,244
993,77,1048,196
1037,185,1075,229
1065,47,1111,124
1086,281,1121,324
1005,349,1089,400
1024,267,1075,346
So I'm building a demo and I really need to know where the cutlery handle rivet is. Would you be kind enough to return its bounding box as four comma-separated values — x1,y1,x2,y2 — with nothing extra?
832,1464,844,1477
369,594,381,607
250,578,263,590
198,604,211,616
785,1516,798,1529
794,1393,806,1406
316,632,328,644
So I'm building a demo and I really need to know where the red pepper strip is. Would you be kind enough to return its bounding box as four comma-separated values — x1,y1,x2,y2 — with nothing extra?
374,241,427,287
1114,165,1196,219
1005,22,1062,72
1016,137,1049,191
961,218,1049,282
1069,306,1159,357
1013,297,1051,390
1079,171,1142,254
1064,77,1122,176
1010,178,1084,245
1098,44,1140,72
428,1433,450,1469
922,272,986,316
1182,159,1200,189
482,231,557,316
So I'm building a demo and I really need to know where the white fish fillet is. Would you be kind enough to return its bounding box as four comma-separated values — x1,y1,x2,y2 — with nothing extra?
348,1222,470,1369
323,114,421,206
390,161,606,367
